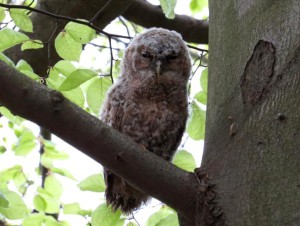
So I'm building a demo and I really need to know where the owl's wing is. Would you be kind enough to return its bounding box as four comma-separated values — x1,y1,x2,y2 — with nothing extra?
101,91,127,210
100,92,124,130
100,90,149,213
102,99,124,210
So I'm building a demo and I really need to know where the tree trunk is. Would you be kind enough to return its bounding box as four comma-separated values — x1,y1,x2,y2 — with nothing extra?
203,0,300,225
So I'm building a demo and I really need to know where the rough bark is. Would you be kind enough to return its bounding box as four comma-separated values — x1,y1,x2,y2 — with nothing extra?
122,0,208,44
203,0,300,225
0,60,201,222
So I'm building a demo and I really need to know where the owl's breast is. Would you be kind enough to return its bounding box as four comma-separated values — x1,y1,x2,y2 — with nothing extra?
120,96,188,158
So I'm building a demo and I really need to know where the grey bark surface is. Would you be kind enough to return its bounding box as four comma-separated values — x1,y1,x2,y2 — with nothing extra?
203,0,300,225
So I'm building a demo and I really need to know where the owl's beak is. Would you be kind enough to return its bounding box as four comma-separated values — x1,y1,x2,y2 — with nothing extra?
155,60,162,76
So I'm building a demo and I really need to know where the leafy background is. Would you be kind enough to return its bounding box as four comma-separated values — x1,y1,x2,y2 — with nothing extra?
0,0,208,225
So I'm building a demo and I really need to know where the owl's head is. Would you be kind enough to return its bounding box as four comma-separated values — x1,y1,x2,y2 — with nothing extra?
121,28,191,82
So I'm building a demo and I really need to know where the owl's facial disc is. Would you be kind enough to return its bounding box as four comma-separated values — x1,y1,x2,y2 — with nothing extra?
137,46,181,77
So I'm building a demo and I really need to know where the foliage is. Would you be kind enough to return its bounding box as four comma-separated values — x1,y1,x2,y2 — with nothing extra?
0,1,208,225
159,0,177,19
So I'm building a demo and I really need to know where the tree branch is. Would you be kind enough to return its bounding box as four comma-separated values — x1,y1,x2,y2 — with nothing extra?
122,0,208,44
0,3,131,39
4,0,134,76
4,0,208,76
0,61,200,222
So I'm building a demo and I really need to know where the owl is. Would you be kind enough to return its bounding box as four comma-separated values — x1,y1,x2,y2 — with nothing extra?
100,28,191,214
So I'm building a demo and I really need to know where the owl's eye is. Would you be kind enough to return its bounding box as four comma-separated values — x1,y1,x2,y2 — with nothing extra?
141,52,152,59
166,55,178,60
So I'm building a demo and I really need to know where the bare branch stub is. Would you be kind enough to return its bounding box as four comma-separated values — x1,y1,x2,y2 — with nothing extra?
194,168,227,226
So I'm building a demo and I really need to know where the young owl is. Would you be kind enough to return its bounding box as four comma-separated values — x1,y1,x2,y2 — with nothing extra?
100,28,191,214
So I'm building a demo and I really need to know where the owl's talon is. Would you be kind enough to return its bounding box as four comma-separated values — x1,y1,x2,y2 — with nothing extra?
139,144,147,150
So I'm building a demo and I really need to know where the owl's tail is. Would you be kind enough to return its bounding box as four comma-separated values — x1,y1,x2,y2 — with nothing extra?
104,169,149,214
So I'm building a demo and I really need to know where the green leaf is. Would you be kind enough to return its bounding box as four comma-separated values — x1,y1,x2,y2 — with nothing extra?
41,154,54,169
63,203,91,216
16,60,40,80
55,31,82,61
200,68,208,93
63,203,81,214
23,213,44,226
159,0,177,19
34,186,60,214
0,146,6,154
0,194,9,208
47,71,65,90
91,204,124,226
0,28,29,52
51,168,76,180
0,165,22,182
190,0,208,13
33,194,47,212
53,60,76,77
194,91,207,104
58,69,97,91
186,101,205,140
146,207,171,226
23,0,37,7
45,216,69,226
13,130,37,156
21,39,44,50
78,173,105,192
173,150,197,172
0,107,23,125
62,87,85,108
13,171,27,194
78,209,92,216
9,9,33,32
127,223,138,226
0,53,15,67
16,59,33,71
44,141,69,160
0,7,6,22
44,175,63,199
65,21,96,44
0,190,28,220
156,213,179,226
86,77,112,115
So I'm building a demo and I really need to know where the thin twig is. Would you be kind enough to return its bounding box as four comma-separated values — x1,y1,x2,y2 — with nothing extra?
88,42,121,51
130,213,141,226
45,20,58,76
89,0,113,23
108,36,114,84
0,3,131,40
118,16,131,37
28,0,35,7
187,44,208,53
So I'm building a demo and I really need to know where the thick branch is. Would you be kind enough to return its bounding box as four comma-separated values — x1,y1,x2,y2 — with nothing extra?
122,0,208,44
0,61,199,222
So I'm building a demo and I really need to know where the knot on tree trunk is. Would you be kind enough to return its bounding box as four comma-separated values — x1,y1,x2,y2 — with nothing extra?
240,40,276,108
194,168,227,226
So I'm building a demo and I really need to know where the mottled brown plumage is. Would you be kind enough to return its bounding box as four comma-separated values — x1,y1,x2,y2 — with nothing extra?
100,28,191,214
